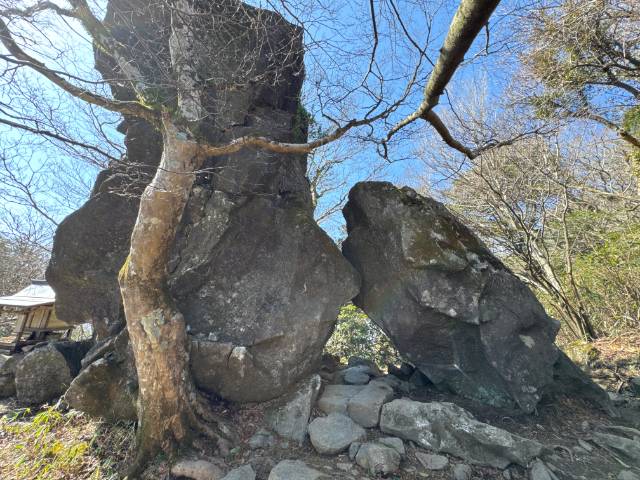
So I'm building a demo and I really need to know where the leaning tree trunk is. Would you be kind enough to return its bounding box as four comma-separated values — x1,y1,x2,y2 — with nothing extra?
118,117,229,473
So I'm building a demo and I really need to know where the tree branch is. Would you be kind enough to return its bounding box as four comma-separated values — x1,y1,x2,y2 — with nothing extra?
574,108,640,148
422,110,544,159
0,16,158,124
386,0,501,140
0,116,118,162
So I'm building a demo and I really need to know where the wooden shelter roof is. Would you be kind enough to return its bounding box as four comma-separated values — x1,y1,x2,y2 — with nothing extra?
0,280,55,308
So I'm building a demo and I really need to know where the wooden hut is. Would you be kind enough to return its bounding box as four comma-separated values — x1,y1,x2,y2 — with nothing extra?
0,280,73,354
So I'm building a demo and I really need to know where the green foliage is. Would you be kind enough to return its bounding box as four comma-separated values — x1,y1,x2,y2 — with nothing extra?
0,405,134,479
623,106,640,136
522,0,639,134
0,406,91,479
563,339,600,366
325,304,399,369
292,102,312,143
571,222,640,334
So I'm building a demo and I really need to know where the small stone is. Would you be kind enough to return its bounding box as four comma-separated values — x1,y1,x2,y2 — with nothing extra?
580,420,590,431
171,459,223,480
343,368,371,385
248,429,275,450
221,465,256,480
308,413,366,455
370,374,402,390
316,384,365,415
265,375,321,444
0,353,24,398
452,464,472,480
336,462,351,472
268,460,328,480
348,442,361,460
528,459,559,480
618,471,640,480
378,437,405,456
355,442,401,475
348,357,380,373
503,470,512,480
415,452,449,470
347,382,394,427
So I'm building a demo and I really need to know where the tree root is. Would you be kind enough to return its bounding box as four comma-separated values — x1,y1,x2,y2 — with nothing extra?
123,393,236,479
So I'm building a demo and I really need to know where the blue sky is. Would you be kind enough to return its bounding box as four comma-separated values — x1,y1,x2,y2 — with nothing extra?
0,0,522,242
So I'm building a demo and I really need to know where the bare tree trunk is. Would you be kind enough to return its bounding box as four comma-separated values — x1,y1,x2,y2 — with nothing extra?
118,117,229,473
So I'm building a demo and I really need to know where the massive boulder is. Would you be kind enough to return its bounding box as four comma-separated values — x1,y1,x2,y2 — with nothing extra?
46,0,359,410
342,182,561,412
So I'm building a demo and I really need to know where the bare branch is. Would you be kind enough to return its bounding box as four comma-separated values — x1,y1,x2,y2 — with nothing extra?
0,116,118,162
386,0,501,139
0,16,159,124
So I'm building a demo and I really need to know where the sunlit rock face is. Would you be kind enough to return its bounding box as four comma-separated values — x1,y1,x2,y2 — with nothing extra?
47,0,359,412
342,181,560,412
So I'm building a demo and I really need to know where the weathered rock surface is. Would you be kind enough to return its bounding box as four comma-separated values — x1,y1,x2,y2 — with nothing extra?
630,378,640,396
546,351,616,415
47,0,359,408
342,182,562,412
453,464,473,480
0,353,24,398
65,331,137,421
618,471,640,480
370,374,403,390
265,375,321,444
342,368,371,385
308,413,366,455
171,459,224,480
591,426,640,468
268,460,328,480
528,460,559,480
317,384,365,415
355,442,401,475
15,348,71,406
378,437,405,456
380,399,544,468
221,465,256,480
388,362,415,381
15,341,91,405
347,382,394,427
248,429,275,450
415,452,449,470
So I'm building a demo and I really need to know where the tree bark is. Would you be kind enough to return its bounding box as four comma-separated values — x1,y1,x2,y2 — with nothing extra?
118,117,229,474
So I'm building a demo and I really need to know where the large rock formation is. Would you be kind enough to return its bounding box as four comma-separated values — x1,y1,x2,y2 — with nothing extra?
342,182,561,412
47,0,359,410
